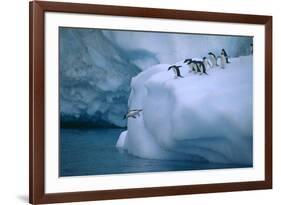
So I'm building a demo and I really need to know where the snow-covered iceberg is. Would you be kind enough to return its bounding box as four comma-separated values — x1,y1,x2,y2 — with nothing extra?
117,56,253,164
59,27,252,128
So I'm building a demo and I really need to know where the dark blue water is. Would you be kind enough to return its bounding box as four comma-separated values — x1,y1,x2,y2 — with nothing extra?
60,128,250,177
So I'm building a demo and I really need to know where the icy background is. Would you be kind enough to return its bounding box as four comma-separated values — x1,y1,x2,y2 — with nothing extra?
117,56,253,164
59,27,252,128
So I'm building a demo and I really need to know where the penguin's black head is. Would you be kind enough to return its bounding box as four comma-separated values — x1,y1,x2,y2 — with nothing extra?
222,48,225,52
203,57,206,60
184,58,192,63
208,52,212,55
168,66,174,70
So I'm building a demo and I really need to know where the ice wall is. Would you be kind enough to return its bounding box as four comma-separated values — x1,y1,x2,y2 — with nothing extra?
117,56,253,164
59,28,141,127
103,30,253,68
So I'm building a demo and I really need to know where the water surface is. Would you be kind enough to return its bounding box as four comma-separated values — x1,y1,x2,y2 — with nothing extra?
60,128,250,176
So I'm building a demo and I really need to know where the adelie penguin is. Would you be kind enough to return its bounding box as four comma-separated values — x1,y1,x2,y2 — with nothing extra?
208,52,219,67
194,60,208,75
220,51,227,69
184,59,200,73
168,65,184,78
221,49,230,63
250,43,253,55
203,57,212,69
184,59,207,75
123,109,143,119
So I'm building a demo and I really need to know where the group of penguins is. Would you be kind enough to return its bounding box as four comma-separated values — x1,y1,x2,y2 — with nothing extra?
168,48,230,78
123,49,230,119
123,45,255,119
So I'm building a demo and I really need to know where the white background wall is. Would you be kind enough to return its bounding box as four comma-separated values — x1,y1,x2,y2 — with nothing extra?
0,0,279,204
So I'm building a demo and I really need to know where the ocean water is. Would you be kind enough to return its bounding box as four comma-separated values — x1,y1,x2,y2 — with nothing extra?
60,128,250,177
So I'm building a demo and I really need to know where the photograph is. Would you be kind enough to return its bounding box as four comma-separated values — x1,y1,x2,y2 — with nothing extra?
59,27,254,177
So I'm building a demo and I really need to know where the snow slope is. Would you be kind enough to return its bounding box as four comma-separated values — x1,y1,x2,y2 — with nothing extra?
116,56,253,164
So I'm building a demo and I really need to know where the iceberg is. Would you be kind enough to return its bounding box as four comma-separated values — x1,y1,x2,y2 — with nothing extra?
117,56,253,164
59,27,252,128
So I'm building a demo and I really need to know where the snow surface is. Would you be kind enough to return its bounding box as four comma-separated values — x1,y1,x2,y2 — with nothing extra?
116,56,253,164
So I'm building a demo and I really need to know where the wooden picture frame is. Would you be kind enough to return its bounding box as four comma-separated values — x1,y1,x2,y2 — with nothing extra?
29,1,272,204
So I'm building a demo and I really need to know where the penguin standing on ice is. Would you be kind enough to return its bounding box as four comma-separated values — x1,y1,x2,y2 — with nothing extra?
203,57,212,69
208,52,219,67
184,59,200,73
168,65,184,78
194,60,208,75
184,59,207,75
221,48,230,63
220,51,227,69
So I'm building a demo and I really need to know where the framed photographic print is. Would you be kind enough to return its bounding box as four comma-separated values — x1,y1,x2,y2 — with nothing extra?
29,1,272,204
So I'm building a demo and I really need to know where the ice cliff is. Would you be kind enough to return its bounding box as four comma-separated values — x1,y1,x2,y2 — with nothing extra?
59,28,141,127
117,56,253,164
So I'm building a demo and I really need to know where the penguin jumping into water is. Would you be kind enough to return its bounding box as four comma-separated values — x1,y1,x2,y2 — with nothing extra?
250,43,253,55
208,52,219,67
221,49,230,63
123,109,143,119
184,59,200,73
168,65,184,78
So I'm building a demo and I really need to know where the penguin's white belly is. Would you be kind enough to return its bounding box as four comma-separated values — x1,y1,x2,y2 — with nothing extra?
209,56,216,67
203,60,209,69
220,56,226,68
188,63,197,72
